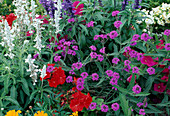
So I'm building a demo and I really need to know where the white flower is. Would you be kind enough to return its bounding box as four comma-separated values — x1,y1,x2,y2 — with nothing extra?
40,65,47,79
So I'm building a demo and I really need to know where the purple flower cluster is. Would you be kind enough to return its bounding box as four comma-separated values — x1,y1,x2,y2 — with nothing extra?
134,0,142,9
62,0,75,18
76,77,85,91
91,73,99,81
66,76,73,83
111,103,119,111
101,104,109,112
94,34,108,40
89,102,97,110
109,31,118,39
112,58,120,64
39,0,57,18
68,18,75,23
147,67,155,75
81,72,88,79
72,62,83,70
164,29,170,36
165,43,170,51
132,85,141,94
112,11,120,16
114,21,122,29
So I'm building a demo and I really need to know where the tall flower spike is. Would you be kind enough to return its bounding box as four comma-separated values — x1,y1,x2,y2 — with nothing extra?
0,20,15,59
40,65,47,79
54,0,62,34
25,54,39,85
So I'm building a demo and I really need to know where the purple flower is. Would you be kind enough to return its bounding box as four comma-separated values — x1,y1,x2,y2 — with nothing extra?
106,70,113,77
76,84,84,91
54,56,61,62
46,44,51,49
164,29,170,36
112,58,120,64
81,72,88,79
110,78,118,85
89,102,97,110
101,104,109,112
69,70,75,75
109,31,118,39
97,54,104,62
132,85,141,94
91,73,99,81
124,46,131,52
137,102,143,107
124,64,131,72
33,54,39,59
72,45,78,50
77,78,84,85
99,47,106,54
132,34,140,41
68,18,75,23
168,66,170,70
47,66,54,73
132,67,139,73
99,34,107,39
137,53,143,61
114,21,122,28
147,67,155,75
141,33,150,41
75,62,83,70
89,45,97,51
111,103,119,111
94,35,100,40
90,52,98,58
112,11,120,16
165,43,170,51
124,60,131,65
112,72,120,79
129,50,137,58
139,109,145,115
72,51,76,56
66,76,73,83
87,21,95,27
130,41,137,46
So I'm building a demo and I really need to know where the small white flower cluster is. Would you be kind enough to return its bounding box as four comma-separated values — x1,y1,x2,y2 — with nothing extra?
40,65,47,79
32,18,45,54
137,3,170,26
0,20,15,59
54,0,62,34
25,54,39,85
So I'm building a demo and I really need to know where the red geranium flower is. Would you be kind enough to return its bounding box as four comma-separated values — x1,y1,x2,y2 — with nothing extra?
72,1,84,15
161,75,169,82
70,91,92,112
52,67,66,85
154,83,166,93
48,77,60,88
5,13,17,27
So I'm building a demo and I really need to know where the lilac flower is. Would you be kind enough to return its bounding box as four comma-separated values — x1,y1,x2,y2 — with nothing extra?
124,60,131,65
114,21,122,28
124,64,131,72
89,102,97,110
90,52,98,59
112,58,120,64
132,85,141,94
124,46,131,52
66,76,73,83
139,109,145,115
137,102,143,107
112,11,120,16
76,84,84,91
132,67,139,74
81,72,88,79
129,50,137,58
91,73,99,81
68,18,75,23
97,54,104,62
112,72,120,79
137,53,143,61
54,56,61,62
147,67,155,75
165,43,170,51
47,66,54,73
110,78,118,85
106,70,113,77
164,29,170,36
132,34,140,41
99,47,106,54
101,104,109,112
62,0,75,18
89,45,97,51
77,78,84,85
111,103,119,111
141,33,150,41
72,45,78,50
109,31,118,39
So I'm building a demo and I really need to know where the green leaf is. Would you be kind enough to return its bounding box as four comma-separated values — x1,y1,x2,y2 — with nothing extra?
21,78,30,96
10,86,16,99
127,74,135,91
30,90,38,101
79,24,88,35
133,92,150,96
119,93,129,116
4,96,20,107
